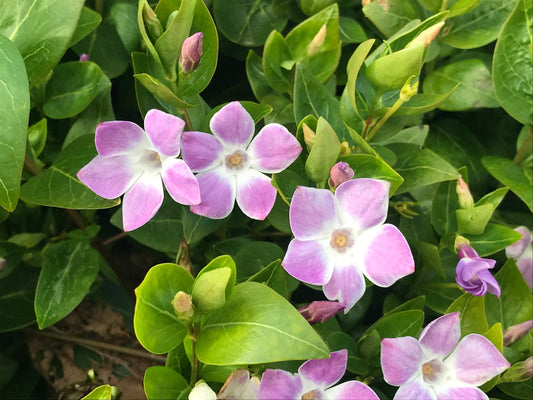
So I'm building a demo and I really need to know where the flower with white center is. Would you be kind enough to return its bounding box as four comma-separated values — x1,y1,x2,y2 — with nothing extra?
506,226,533,290
282,178,414,312
189,381,216,400
77,109,200,231
181,101,302,220
258,349,379,400
381,312,510,400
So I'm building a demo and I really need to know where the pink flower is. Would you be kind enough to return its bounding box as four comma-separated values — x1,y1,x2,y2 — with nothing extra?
456,241,501,297
381,312,510,400
329,161,354,189
77,110,200,231
258,349,379,400
181,101,302,220
180,32,203,73
298,301,345,325
282,179,414,312
505,226,532,290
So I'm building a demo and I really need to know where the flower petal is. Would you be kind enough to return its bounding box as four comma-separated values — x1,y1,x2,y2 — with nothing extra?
323,263,365,312
393,380,436,400
456,259,501,297
446,333,510,386
190,170,236,219
247,123,302,173
289,186,337,240
181,131,224,172
357,224,415,287
122,173,164,231
381,337,424,386
335,178,390,232
257,369,302,400
419,312,461,358
235,170,276,220
298,349,347,388
210,101,254,147
95,121,148,156
517,247,533,290
282,238,333,285
506,226,531,259
144,109,185,156
161,158,200,205
324,381,379,400
77,155,139,199
434,384,488,400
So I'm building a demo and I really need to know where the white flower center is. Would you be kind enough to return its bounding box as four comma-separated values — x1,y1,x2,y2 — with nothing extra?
330,229,353,253
224,150,248,171
138,150,162,171
422,359,447,384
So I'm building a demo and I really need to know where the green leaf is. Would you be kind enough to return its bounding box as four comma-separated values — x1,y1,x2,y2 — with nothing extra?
346,39,375,120
456,188,507,235
70,7,102,46
377,89,459,116
0,0,85,86
196,282,330,364
80,385,112,400
423,58,499,111
362,0,422,37
482,156,533,212
0,35,30,212
305,117,341,186
134,73,193,109
235,241,285,281
465,223,523,257
181,208,227,246
339,17,368,44
446,294,489,336
27,118,47,157
431,180,459,236
134,263,194,354
246,50,273,101
144,366,189,400
0,266,38,332
247,259,291,298
388,143,459,194
493,0,533,125
262,30,293,93
441,0,516,49
374,125,428,146
35,240,100,329
192,255,237,313
447,0,481,18
43,62,111,119
213,0,288,47
299,0,337,16
20,135,120,209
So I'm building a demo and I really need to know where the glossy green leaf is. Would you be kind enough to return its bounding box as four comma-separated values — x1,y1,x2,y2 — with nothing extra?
441,0,515,49
213,0,288,47
20,135,119,209
346,39,375,120
109,1,140,53
456,188,507,234
80,385,112,400
134,73,193,108
43,62,111,119
465,223,523,256
0,0,85,86
374,125,428,146
70,6,102,46
246,50,273,101
493,0,533,125
181,208,227,246
387,143,459,194
35,240,100,329
134,263,194,354
192,255,237,313
247,259,291,298
362,0,422,37
0,35,30,212
339,17,367,44
446,294,488,336
196,282,330,365
271,166,311,205
448,0,481,17
0,266,38,332
144,366,189,400
431,180,459,236
27,118,47,157
262,30,293,93
482,156,533,213
305,117,341,186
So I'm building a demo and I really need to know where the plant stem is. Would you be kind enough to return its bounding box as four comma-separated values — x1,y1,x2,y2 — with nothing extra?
366,96,406,142
182,109,194,131
189,323,200,385
95,0,104,14
24,155,42,175
102,232,129,246
513,127,532,165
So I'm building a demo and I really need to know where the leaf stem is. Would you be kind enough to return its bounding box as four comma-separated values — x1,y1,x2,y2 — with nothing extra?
182,108,194,131
513,127,532,165
189,322,201,385
24,155,42,176
366,96,406,142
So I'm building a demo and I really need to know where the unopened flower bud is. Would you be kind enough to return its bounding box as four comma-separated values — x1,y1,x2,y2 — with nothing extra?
503,320,533,346
502,357,533,382
143,2,164,40
189,381,216,400
306,24,327,56
302,123,316,151
407,22,445,49
399,77,418,102
329,162,354,190
180,32,203,74
79,53,89,62
339,141,351,156
298,301,345,325
171,291,194,320
456,176,474,209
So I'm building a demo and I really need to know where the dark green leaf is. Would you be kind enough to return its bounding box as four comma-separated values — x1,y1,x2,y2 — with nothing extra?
0,266,38,332
235,242,285,281
181,208,227,246
246,50,273,101
338,17,367,44
70,7,102,46
465,223,523,256
431,180,459,236
247,259,290,298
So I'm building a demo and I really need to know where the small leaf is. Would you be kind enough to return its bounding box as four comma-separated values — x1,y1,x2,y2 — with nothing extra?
305,117,341,186
346,39,375,120
144,366,189,400
262,30,293,94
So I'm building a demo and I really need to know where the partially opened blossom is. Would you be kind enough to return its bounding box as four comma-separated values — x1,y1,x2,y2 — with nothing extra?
329,161,354,189
77,110,200,231
282,179,414,312
456,239,500,297
381,312,510,400
506,226,533,290
258,349,379,400
218,369,259,399
298,301,345,325
181,101,302,220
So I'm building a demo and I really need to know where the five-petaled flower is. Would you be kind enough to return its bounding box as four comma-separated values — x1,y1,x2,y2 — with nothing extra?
381,312,510,400
455,239,501,297
282,179,414,312
181,101,302,220
77,110,200,231
258,349,379,400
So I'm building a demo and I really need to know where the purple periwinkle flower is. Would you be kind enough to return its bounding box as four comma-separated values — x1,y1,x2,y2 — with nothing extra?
381,312,510,400
181,101,302,220
505,226,532,290
456,240,501,297
282,179,414,312
180,32,203,73
258,349,379,400
298,301,345,325
77,110,200,231
329,161,354,189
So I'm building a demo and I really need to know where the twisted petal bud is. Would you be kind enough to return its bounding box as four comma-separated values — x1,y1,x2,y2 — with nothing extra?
456,176,474,209
328,162,354,190
407,22,445,48
180,32,203,73
302,123,316,151
503,320,533,346
307,24,327,56
298,301,345,325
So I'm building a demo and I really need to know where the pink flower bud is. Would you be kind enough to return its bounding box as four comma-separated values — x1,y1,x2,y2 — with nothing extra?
456,176,474,209
503,320,533,347
180,32,203,73
329,162,354,189
79,53,89,62
0,257,5,271
298,301,345,325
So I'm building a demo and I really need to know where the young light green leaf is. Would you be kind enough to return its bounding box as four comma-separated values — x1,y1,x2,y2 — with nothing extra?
144,366,189,400
80,385,112,400
0,34,30,212
346,39,375,119
196,282,330,365
305,117,341,186
376,89,459,117
262,30,293,93
446,294,489,336
134,73,193,108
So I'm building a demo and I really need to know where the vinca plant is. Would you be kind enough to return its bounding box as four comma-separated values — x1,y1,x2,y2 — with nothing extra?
0,0,531,399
